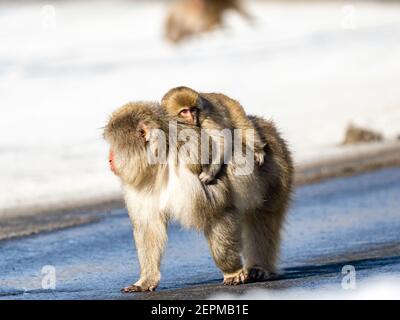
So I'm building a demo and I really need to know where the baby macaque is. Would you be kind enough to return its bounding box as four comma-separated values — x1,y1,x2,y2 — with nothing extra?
161,86,266,184
104,101,293,292
165,0,250,43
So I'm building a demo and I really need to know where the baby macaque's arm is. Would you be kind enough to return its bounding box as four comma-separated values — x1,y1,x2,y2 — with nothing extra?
198,125,225,184
207,93,266,167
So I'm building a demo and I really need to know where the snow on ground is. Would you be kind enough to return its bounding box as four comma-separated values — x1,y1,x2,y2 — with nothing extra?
1,0,400,215
210,275,400,300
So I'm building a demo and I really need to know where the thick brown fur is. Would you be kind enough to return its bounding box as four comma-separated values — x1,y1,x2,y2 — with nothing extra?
165,0,250,43
161,86,266,184
104,101,293,292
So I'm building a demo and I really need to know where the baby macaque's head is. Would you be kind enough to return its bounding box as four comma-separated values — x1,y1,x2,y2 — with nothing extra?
161,86,204,126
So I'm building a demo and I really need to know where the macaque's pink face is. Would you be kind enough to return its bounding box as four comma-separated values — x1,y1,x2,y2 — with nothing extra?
178,106,199,125
109,149,116,174
107,121,149,176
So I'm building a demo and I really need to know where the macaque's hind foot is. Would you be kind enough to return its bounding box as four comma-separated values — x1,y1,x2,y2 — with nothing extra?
121,283,158,293
255,151,265,167
223,270,249,286
247,266,273,283
199,172,215,184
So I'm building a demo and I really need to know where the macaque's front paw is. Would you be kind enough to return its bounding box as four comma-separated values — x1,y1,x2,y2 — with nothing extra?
121,280,158,293
199,172,215,184
255,151,265,167
223,270,249,286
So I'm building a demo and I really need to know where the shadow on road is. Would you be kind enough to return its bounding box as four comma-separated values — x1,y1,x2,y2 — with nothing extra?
282,254,400,281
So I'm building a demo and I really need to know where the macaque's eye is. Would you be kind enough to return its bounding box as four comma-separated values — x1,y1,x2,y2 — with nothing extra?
179,109,190,116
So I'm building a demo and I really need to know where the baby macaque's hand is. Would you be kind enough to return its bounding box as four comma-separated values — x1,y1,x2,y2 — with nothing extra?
199,171,215,184
255,150,265,167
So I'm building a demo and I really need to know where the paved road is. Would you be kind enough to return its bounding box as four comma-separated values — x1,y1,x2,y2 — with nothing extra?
1,167,400,299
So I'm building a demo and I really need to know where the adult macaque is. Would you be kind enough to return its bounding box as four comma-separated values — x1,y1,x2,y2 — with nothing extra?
165,0,250,43
104,101,293,292
161,86,266,184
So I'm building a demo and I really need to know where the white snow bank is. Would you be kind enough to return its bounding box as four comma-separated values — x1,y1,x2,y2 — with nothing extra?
1,1,400,215
210,275,400,300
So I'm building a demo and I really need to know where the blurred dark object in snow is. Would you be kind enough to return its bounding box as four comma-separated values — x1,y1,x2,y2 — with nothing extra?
165,0,250,43
342,124,383,145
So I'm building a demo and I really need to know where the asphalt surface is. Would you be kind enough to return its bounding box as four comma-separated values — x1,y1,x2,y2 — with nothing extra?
1,167,400,299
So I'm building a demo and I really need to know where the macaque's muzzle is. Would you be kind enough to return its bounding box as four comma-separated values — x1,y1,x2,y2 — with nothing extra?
109,149,116,173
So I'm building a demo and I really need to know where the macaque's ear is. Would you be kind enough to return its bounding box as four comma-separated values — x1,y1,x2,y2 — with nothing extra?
137,122,151,142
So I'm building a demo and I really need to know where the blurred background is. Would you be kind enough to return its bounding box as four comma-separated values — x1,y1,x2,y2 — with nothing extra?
1,0,400,217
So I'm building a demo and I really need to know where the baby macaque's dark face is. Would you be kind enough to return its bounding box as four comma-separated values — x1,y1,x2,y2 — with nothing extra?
162,88,202,126
177,105,199,125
